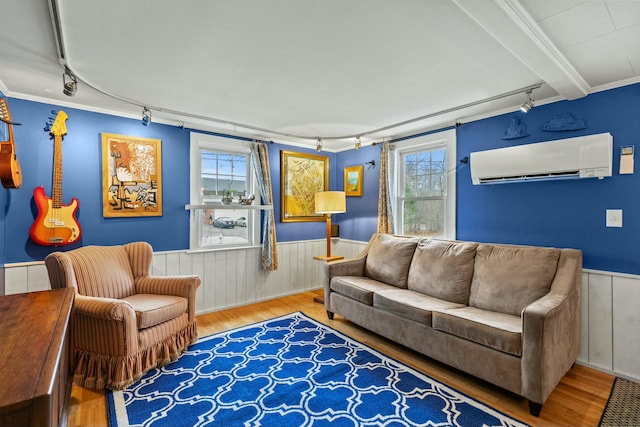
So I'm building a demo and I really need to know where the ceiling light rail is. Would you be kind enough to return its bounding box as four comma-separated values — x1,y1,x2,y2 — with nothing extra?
47,2,545,145
61,65,542,144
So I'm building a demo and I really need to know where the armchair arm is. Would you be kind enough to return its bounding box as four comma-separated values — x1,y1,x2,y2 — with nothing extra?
73,294,139,356
521,249,582,405
74,294,136,320
135,275,201,320
323,255,367,311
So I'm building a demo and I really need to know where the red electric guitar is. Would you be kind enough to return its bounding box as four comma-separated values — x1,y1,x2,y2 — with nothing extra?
29,110,81,246
0,98,22,189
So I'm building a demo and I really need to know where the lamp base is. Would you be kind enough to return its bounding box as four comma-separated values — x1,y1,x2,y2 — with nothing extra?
313,255,344,262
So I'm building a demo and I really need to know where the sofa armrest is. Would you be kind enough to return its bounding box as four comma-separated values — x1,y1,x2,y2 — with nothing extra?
73,295,139,356
135,275,201,320
323,255,367,310
521,249,582,405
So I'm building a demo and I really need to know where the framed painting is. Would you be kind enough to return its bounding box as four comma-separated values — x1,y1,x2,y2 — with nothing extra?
102,133,162,217
344,165,363,197
280,150,328,222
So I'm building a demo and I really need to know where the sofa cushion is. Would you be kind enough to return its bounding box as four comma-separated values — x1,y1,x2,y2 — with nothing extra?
468,244,560,316
123,294,188,329
407,239,478,304
432,307,522,356
364,234,418,288
330,276,398,306
373,289,465,326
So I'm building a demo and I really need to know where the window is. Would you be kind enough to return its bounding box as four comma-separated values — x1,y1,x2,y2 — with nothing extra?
189,133,259,250
391,129,456,239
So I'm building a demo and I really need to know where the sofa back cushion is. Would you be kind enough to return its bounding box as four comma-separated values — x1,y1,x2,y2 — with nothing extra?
407,239,478,304
469,244,560,316
364,234,418,288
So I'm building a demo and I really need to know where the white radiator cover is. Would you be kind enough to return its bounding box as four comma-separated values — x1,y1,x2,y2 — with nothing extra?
470,132,613,184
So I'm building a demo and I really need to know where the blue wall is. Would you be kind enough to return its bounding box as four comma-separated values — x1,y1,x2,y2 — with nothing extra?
3,83,640,275
1,98,331,264
335,144,380,242
5,99,192,263
456,83,640,274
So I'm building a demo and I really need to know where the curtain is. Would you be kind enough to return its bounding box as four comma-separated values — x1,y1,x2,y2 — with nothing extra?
250,143,279,271
377,141,394,234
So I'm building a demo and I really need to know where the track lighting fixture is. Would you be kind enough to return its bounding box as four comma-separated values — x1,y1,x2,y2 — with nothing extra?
355,137,361,150
62,67,77,97
142,107,151,126
316,139,322,152
520,89,535,113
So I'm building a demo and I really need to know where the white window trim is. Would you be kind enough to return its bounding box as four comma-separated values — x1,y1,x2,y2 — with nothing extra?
189,132,259,250
390,128,456,239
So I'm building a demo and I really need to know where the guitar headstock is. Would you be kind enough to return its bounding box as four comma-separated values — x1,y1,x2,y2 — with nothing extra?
49,110,68,138
0,99,9,123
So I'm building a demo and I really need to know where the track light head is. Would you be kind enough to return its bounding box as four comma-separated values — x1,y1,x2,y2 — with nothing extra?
62,68,77,97
355,137,361,150
142,107,151,126
520,90,535,113
316,139,322,152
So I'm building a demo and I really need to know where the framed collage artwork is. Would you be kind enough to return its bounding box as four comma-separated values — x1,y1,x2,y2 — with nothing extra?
101,133,162,217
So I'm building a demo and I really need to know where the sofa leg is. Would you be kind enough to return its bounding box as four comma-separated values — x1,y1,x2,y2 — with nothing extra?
528,401,542,417
326,311,334,320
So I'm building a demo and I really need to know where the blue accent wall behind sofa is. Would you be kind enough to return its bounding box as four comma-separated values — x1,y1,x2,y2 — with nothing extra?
456,83,640,274
3,82,640,275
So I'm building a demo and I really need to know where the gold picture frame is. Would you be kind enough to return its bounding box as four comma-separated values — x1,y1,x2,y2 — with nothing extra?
101,133,162,217
280,150,329,222
344,165,363,197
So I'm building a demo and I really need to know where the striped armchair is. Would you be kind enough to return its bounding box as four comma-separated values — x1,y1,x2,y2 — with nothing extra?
44,242,201,390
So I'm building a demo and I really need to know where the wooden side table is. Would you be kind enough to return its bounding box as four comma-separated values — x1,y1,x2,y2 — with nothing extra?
0,288,74,427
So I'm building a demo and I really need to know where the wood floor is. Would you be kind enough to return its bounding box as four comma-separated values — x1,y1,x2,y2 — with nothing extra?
67,289,615,427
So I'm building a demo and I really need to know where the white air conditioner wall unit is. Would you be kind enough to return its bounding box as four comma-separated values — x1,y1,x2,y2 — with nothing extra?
470,132,613,185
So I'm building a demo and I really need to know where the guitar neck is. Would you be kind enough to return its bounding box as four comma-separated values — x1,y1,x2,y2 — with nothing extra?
52,135,63,208
0,100,14,144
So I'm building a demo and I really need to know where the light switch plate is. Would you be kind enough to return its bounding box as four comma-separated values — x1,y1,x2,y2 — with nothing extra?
606,209,623,227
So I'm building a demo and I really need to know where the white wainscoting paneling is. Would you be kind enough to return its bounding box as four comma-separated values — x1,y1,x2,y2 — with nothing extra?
2,240,367,314
5,240,637,382
612,276,640,379
579,270,640,382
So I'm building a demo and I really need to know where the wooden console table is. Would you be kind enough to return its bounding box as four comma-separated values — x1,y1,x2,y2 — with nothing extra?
0,288,74,427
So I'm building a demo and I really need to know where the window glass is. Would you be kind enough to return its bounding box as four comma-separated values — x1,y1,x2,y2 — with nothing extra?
400,148,447,238
189,133,258,250
392,129,456,240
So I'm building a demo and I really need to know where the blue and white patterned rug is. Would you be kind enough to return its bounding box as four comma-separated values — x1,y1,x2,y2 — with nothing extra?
107,312,528,427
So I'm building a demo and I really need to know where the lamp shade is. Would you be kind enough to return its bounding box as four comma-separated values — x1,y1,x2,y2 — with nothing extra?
315,191,346,214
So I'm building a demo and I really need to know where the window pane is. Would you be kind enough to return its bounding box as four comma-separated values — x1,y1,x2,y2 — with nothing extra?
402,148,446,197
403,199,444,238
199,208,250,247
201,151,248,202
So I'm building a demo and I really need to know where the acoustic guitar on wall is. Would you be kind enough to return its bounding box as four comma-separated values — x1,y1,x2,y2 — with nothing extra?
29,110,82,246
0,98,22,189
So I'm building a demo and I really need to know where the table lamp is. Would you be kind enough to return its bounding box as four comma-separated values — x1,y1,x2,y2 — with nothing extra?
313,191,346,261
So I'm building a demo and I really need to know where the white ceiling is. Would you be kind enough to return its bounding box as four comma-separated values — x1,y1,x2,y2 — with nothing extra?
0,0,638,151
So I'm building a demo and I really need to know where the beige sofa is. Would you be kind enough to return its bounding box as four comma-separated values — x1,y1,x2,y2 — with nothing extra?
323,233,582,416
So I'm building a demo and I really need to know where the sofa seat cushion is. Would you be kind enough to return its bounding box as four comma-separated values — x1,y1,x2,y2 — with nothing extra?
123,294,188,329
373,289,465,326
365,234,418,288
432,307,522,356
330,276,398,305
469,244,560,316
407,239,478,304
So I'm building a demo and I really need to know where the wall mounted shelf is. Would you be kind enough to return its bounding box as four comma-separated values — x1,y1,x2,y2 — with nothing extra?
185,204,273,211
